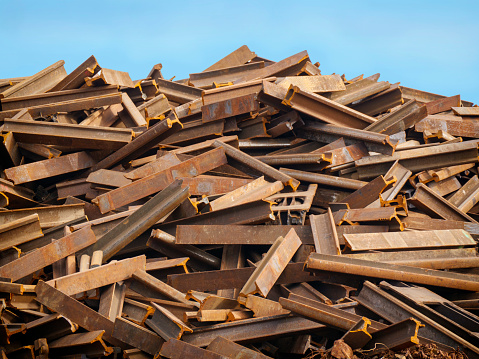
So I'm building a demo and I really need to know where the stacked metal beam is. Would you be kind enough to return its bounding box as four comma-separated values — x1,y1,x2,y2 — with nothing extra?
0,46,478,358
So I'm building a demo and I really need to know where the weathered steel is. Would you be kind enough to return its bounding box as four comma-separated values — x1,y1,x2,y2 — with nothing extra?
48,55,100,91
160,338,228,359
239,229,301,299
204,45,256,72
202,93,259,123
137,93,170,121
86,180,188,259
4,118,132,150
276,74,345,93
212,140,300,190
355,140,479,179
48,330,113,357
279,167,366,190
87,169,131,188
93,148,225,213
340,175,394,209
402,215,479,234
282,85,375,129
1,60,67,98
0,225,95,281
202,78,273,106
168,262,313,293
0,214,43,251
426,95,461,115
306,253,479,292
344,229,475,251
448,175,479,212
156,78,202,104
85,68,134,87
146,303,193,340
351,83,403,116
415,115,479,138
47,255,145,295
4,151,96,185
175,224,314,245
125,152,181,180
161,118,224,146
452,107,479,116
182,314,326,347
112,317,163,355
99,282,127,322
206,336,273,359
255,153,331,166
122,298,154,326
17,142,62,160
364,99,427,135
191,62,264,89
330,78,390,106
90,115,183,171
357,281,479,355
310,208,340,255
119,92,147,127
410,183,478,223
181,175,253,196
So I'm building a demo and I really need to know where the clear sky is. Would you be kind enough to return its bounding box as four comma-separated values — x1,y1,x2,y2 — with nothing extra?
1,0,477,103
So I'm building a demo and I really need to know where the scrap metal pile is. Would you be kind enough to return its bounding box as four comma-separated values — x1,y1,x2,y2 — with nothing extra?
1,45,479,358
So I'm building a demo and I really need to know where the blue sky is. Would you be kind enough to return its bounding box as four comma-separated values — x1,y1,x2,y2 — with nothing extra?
1,1,477,103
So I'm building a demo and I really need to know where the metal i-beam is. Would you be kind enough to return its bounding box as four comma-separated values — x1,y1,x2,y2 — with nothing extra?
160,338,227,359
415,115,479,138
4,151,96,185
156,78,202,104
279,167,366,190
190,62,265,89
204,45,256,72
48,55,100,91
0,225,96,281
276,74,345,93
90,115,183,171
3,119,133,151
306,253,479,292
202,93,259,123
0,214,43,251
92,148,225,213
282,85,375,129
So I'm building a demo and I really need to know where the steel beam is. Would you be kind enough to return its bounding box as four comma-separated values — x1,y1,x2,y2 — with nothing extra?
276,74,345,93
410,183,478,223
0,214,43,251
212,140,299,190
191,62,264,89
0,225,96,281
351,83,403,116
202,93,259,123
160,338,227,359
1,60,66,98
49,55,100,91
279,167,366,190
112,317,163,355
204,45,256,72
85,68,134,87
310,208,340,255
156,78,202,104
306,253,479,292
90,115,182,171
181,175,252,196
206,336,272,359
99,282,127,322
426,95,461,115
49,330,113,357
4,151,96,185
85,179,188,259
146,303,193,340
93,148,225,213
4,118,132,150
355,140,479,179
415,115,479,138
453,107,479,116
330,78,390,106
125,152,181,180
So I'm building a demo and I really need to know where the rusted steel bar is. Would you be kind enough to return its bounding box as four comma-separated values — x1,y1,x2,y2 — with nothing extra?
48,330,113,357
112,317,164,355
310,208,340,255
415,115,479,138
0,225,95,281
119,92,147,127
4,151,96,185
160,338,227,359
4,119,133,150
351,83,403,116
90,114,182,171
452,107,479,116
85,68,134,87
46,255,145,295
235,50,309,83
190,62,264,89
279,296,386,332
426,95,461,115
84,179,188,260
132,269,194,307
181,175,252,196
125,152,181,180
175,225,313,245
239,229,301,301
306,253,479,292
87,169,131,188
146,303,193,340
1,85,117,111
204,45,256,72
202,78,274,106
282,85,375,129
206,336,273,359
279,167,366,190
202,93,259,123
182,314,326,347
340,175,394,209
35,281,123,346
212,140,300,190
0,214,43,251
330,78,390,106
355,140,479,179
93,148,225,213
364,99,427,135
276,74,345,93
99,282,127,322
122,298,154,326
17,142,62,159
48,55,100,91
161,118,224,146
357,281,479,355
137,93,170,122
449,175,479,212
156,78,202,104
343,229,475,251
410,183,478,223
343,247,476,262
167,262,314,293
402,216,479,234
1,60,67,98
255,153,331,166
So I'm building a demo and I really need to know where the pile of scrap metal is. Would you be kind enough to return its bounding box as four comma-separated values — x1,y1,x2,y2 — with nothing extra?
1,45,479,359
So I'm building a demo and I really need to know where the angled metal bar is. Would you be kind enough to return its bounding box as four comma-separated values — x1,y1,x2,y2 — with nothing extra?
202,93,259,123
310,208,340,255
156,78,202,104
351,83,403,116
0,214,42,251
279,167,366,190
426,95,461,115
112,317,164,355
48,55,100,91
191,62,264,89
146,303,193,341
204,45,256,72
206,336,272,359
276,74,345,93
330,78,390,105
160,338,227,359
